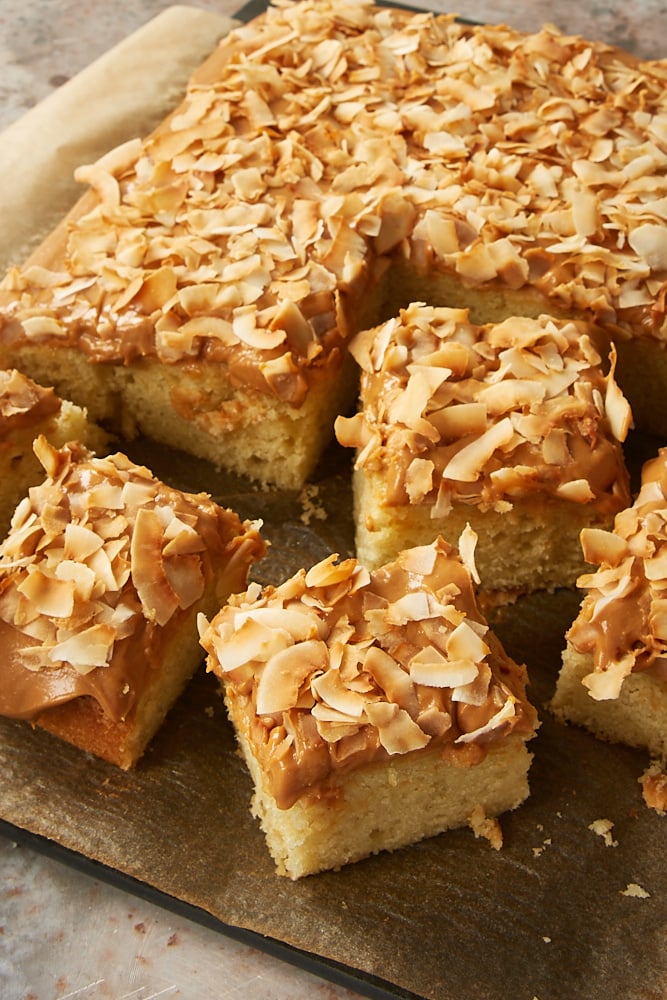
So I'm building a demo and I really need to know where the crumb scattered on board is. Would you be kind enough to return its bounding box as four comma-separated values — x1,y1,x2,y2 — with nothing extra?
532,823,552,857
469,804,503,850
299,484,327,525
639,761,667,815
588,818,618,847
621,883,651,899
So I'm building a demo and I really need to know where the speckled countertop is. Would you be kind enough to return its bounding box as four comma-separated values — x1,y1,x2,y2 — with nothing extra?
2,0,667,132
1,2,666,999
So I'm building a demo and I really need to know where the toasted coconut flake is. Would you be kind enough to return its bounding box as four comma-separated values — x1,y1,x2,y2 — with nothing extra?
33,436,61,479
130,507,179,625
17,571,75,620
605,348,633,442
628,224,667,269
385,591,433,625
54,560,97,601
163,553,205,609
208,616,292,673
580,527,628,566
63,523,104,561
162,517,206,557
256,639,329,716
364,701,431,754
405,458,434,502
556,479,596,503
442,418,515,483
73,162,121,208
311,668,366,718
49,623,116,674
458,525,480,584
409,647,479,689
583,654,635,700
430,403,487,440
456,697,516,743
305,553,358,589
235,604,323,641
446,619,489,665
364,645,419,716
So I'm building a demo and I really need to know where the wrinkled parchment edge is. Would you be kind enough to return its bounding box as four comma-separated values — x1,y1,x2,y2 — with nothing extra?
0,5,234,273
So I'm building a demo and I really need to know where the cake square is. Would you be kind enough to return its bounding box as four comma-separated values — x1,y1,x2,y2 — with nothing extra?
336,305,632,594
199,534,537,879
0,438,265,768
551,447,667,761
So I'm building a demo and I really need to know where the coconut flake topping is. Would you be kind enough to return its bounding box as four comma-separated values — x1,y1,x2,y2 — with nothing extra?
0,439,256,678
335,305,632,513
2,0,666,397
199,534,536,808
568,447,667,698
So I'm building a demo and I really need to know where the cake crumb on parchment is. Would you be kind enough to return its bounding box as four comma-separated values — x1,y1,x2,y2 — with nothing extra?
588,818,618,847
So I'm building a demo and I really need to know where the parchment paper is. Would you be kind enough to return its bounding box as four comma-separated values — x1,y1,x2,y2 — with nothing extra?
0,9,665,1000
0,5,234,272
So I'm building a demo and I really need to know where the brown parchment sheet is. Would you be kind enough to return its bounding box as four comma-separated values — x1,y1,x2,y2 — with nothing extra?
0,9,666,1000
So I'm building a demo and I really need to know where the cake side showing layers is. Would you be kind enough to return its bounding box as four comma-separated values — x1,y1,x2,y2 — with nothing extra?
550,447,667,760
0,439,266,768
0,368,109,536
335,306,632,591
0,0,666,486
200,535,538,878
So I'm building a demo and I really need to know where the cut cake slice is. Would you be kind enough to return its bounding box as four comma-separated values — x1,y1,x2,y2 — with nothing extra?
199,533,538,879
0,438,266,768
336,305,633,594
551,447,667,762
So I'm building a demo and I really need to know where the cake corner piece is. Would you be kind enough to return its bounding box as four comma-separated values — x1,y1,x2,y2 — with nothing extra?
0,437,266,769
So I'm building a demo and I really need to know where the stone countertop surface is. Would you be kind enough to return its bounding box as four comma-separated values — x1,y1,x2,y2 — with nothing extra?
2,0,666,131
0,2,665,999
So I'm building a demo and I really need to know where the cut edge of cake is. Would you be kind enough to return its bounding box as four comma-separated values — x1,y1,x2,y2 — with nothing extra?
335,306,633,594
550,448,667,766
199,533,538,878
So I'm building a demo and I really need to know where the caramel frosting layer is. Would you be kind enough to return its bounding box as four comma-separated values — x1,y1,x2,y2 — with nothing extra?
0,368,61,443
0,439,265,722
567,447,667,699
1,0,667,403
335,305,632,513
199,534,537,809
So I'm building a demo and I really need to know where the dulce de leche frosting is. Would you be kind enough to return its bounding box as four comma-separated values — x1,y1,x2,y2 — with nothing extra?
567,447,667,700
199,533,537,810
0,438,265,724
1,0,667,405
335,305,632,515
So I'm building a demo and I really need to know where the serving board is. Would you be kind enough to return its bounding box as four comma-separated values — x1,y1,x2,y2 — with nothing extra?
1,5,666,999
1,434,666,1000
